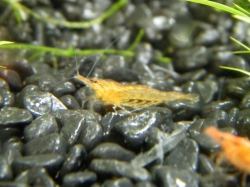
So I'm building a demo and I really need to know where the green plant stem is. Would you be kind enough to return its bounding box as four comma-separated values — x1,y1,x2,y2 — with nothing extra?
128,29,145,51
220,66,250,76
0,43,134,57
4,0,127,28
185,0,248,17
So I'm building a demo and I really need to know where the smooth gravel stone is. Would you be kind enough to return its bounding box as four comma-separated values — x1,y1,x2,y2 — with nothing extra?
232,21,248,42
228,107,239,128
0,107,32,125
101,111,128,138
12,154,63,176
153,166,199,187
23,91,67,116
15,167,57,187
162,100,199,121
52,110,101,127
103,65,139,82
102,177,134,187
0,89,14,107
28,114,56,132
24,113,58,141
0,156,12,181
59,144,87,178
201,100,237,118
0,69,23,91
52,81,76,97
0,78,9,90
239,93,250,110
226,56,250,74
140,107,173,132
59,94,80,109
225,77,250,99
1,59,32,80
30,63,53,75
1,141,23,165
164,138,199,171
203,110,229,128
152,15,175,30
59,112,87,149
181,69,207,83
23,133,66,156
0,128,22,144
194,28,220,46
0,91,4,107
25,74,58,92
90,159,151,181
62,171,97,187
209,50,233,74
0,182,28,187
131,126,186,168
139,77,173,92
114,110,166,147
181,82,200,101
15,85,40,107
198,154,215,176
127,4,153,28
61,3,82,21
187,119,204,137
135,181,156,187
237,109,250,137
89,143,135,161
82,97,105,114
74,87,104,113
200,171,229,187
191,133,219,154
168,16,194,48
78,120,102,151
196,79,218,104
135,43,153,65
91,184,100,187
13,170,28,184
102,55,139,82
173,46,208,71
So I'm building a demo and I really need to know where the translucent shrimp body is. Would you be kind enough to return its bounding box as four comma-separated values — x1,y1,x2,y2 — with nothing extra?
74,74,199,109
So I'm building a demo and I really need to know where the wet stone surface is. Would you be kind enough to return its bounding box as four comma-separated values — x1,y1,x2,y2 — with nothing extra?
0,0,250,186
90,159,151,181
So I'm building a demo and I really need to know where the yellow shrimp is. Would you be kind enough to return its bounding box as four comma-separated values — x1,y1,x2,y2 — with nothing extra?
74,74,199,109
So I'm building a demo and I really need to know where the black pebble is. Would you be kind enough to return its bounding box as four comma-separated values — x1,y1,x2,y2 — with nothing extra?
164,138,199,171
12,153,64,177
23,133,66,156
0,107,32,126
62,171,97,187
89,142,135,161
90,159,151,181
24,113,58,141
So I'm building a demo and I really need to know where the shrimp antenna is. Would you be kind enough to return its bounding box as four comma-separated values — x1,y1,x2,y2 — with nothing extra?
73,45,81,76
86,33,126,78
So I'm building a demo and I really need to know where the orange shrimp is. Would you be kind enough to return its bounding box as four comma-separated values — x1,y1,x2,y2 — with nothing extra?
74,74,199,109
204,126,250,172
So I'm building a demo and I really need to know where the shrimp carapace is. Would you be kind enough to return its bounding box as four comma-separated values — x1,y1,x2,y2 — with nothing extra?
74,74,199,109
204,126,250,173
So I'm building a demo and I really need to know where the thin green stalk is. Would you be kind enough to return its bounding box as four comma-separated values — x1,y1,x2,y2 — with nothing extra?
128,29,145,51
220,66,250,76
4,0,127,28
0,43,134,57
185,0,248,17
